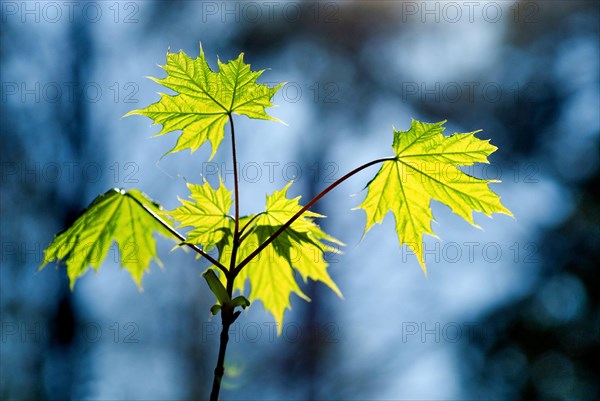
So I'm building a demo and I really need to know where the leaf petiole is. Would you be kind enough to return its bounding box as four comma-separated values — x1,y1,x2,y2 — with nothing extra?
228,114,241,278
124,192,228,273
233,156,397,274
237,212,265,243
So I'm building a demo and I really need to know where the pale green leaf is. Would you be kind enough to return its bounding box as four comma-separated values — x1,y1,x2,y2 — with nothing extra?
359,120,512,274
167,179,234,251
125,45,283,158
40,189,177,289
222,184,342,332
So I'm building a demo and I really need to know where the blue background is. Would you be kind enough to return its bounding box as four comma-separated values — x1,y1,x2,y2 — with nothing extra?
1,1,599,400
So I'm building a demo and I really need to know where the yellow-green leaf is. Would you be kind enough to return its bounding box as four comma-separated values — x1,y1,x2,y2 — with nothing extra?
255,182,324,233
126,45,283,158
223,184,342,332
359,120,512,274
167,179,234,251
40,189,177,289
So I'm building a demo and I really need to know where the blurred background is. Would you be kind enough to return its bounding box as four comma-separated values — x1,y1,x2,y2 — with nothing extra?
1,1,599,400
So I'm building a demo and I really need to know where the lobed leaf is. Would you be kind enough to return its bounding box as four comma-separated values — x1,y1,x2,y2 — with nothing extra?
167,179,234,252
220,184,343,332
40,189,177,289
126,45,283,158
359,120,512,275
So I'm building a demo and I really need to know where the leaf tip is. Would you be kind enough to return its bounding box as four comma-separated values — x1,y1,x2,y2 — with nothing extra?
207,147,219,162
161,145,181,159
414,252,429,278
123,109,139,118
38,258,50,272
331,284,344,300
356,225,370,244
499,204,515,220
131,272,145,292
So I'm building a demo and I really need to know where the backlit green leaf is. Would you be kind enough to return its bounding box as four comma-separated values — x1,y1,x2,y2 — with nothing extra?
167,179,234,251
359,120,512,274
40,189,177,289
126,45,283,158
221,184,342,332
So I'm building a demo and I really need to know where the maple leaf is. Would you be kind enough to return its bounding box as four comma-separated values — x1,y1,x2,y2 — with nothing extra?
125,45,283,158
359,120,512,274
219,184,343,331
167,179,234,251
254,182,324,233
40,189,177,289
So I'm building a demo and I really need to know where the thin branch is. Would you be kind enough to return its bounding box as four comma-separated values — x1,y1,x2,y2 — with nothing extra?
228,114,241,277
209,307,234,401
209,114,241,401
124,192,228,273
237,212,265,239
234,157,396,273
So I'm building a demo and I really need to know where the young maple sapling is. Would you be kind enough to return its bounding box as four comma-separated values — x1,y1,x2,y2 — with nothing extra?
41,45,511,401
